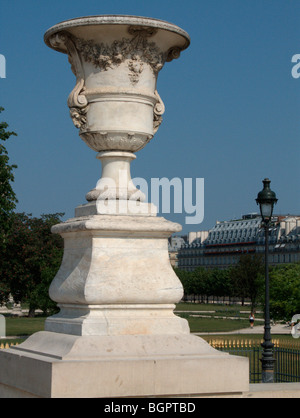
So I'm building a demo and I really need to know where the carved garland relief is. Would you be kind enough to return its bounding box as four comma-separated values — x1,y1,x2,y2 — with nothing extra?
49,27,170,133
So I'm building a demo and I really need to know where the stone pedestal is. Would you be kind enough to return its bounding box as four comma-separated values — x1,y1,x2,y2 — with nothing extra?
0,15,249,398
0,332,249,398
0,213,249,398
45,215,186,337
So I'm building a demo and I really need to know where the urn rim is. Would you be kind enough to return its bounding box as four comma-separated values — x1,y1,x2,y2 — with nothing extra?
44,14,190,52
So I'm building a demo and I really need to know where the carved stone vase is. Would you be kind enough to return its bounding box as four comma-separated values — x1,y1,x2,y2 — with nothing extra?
42,16,191,337
45,15,190,208
0,16,249,399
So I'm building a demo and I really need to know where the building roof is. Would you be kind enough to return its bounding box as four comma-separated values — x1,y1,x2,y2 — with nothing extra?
181,214,300,249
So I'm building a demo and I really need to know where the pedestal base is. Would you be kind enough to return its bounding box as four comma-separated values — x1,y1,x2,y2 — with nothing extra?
0,214,249,398
0,331,249,398
45,304,189,336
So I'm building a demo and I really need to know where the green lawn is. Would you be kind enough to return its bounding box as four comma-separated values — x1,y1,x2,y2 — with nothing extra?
175,302,264,332
175,302,262,314
1,312,256,344
0,338,24,346
2,307,260,337
176,302,240,311
0,313,297,349
177,315,256,333
3,315,46,337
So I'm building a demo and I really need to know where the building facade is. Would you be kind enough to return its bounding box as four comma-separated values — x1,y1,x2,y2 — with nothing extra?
177,214,300,271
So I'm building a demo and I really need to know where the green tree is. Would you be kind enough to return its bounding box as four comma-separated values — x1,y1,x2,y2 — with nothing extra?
29,248,63,315
230,254,264,311
176,267,235,304
2,213,64,316
193,267,214,303
174,267,193,301
0,107,17,304
0,108,17,229
211,268,233,303
269,263,300,321
192,267,208,303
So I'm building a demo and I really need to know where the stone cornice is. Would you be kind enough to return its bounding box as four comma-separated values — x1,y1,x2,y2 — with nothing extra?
44,15,190,52
51,215,182,236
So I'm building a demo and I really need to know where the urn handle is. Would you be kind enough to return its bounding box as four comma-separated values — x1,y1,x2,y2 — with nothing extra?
153,90,165,134
49,32,89,130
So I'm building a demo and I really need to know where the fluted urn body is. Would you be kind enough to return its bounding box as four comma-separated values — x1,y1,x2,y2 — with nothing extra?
45,16,189,152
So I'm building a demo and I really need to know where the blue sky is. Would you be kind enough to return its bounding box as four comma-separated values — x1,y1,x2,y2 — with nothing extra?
0,0,299,234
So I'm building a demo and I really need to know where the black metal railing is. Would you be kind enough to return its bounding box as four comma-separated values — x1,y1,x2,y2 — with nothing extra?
209,339,300,383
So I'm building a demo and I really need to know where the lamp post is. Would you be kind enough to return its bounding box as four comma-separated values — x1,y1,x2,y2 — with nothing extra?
256,178,278,383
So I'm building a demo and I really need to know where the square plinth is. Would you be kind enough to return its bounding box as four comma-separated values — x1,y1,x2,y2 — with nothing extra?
0,332,249,398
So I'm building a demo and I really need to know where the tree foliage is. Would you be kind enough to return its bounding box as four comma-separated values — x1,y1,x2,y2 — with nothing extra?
269,263,300,321
0,109,64,314
230,254,264,311
0,107,17,250
175,257,300,322
1,212,64,315
175,254,264,309
175,266,234,304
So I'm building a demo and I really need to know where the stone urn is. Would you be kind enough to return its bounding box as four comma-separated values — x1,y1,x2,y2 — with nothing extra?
44,15,190,207
0,16,249,399
42,15,192,336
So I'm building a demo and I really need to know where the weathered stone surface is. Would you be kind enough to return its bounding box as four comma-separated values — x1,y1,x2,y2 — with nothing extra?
0,332,249,398
0,15,250,399
44,16,190,203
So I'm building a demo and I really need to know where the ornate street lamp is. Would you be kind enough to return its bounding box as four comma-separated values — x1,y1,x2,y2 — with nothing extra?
256,178,278,383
